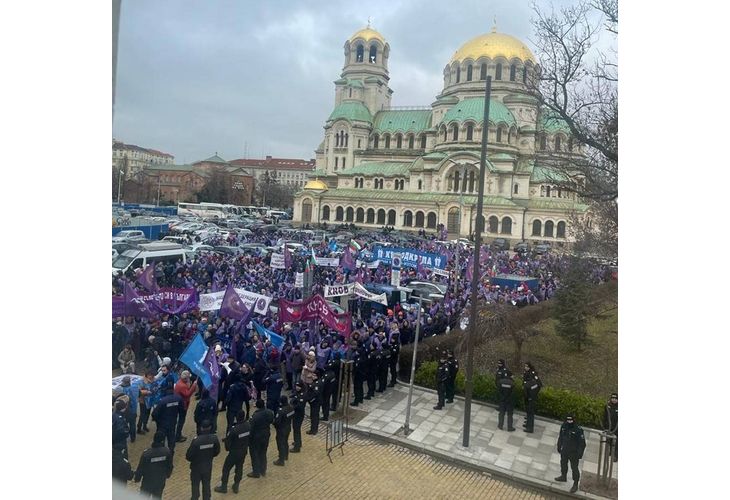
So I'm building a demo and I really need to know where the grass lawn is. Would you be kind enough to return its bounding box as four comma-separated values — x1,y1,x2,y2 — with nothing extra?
469,281,618,399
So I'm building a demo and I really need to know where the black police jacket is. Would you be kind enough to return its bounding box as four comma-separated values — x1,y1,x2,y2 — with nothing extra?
447,358,459,379
291,392,306,418
557,424,586,458
523,375,542,400
308,380,323,404
603,403,618,433
185,432,220,467
436,363,450,384
389,342,400,361
226,381,251,411
322,370,336,392
194,396,217,425
249,407,274,440
224,420,251,452
112,447,133,483
112,411,129,447
152,394,185,429
274,404,293,433
134,444,173,484
497,377,514,403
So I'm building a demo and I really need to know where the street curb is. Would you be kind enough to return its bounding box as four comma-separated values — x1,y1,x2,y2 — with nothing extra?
348,423,609,500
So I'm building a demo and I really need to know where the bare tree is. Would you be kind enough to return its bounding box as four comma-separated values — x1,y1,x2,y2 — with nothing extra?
529,0,618,255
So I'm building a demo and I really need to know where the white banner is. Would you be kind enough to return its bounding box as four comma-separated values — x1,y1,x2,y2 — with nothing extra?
314,257,340,267
270,253,285,269
391,269,401,287
431,268,450,277
353,282,388,305
199,288,272,314
356,259,381,269
295,272,304,288
325,283,355,298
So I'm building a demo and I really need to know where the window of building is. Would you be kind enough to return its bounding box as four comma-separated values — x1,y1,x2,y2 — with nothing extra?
544,220,554,237
501,217,512,234
546,185,551,197
418,179,422,190
346,207,354,222
468,171,476,193
495,63,502,80
496,127,502,143
377,209,386,224
532,219,542,236
358,139,361,148
514,183,519,194
335,206,344,221
488,216,499,233
442,128,447,142
510,64,516,81
342,157,346,169
540,186,546,197
539,134,547,150
408,135,414,149
466,124,473,141
385,135,390,149
396,134,402,149
335,133,339,147
335,157,338,168
349,88,352,98
568,137,574,151
420,135,427,149
467,64,473,81
555,136,561,151
453,171,460,193
452,124,459,141
345,133,349,147
415,211,425,227
369,45,377,63
356,208,364,222
480,63,487,80
426,212,437,229
373,135,379,149
356,45,364,63
366,208,375,224
556,221,566,238
387,209,396,225
403,210,413,227
456,66,461,83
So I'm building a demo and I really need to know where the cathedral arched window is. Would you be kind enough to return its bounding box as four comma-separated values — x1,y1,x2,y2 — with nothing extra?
335,206,344,221
539,134,547,150
420,135,427,149
453,171,460,193
514,183,519,194
456,66,461,83
346,207,354,222
480,63,487,80
335,157,339,169
467,64,473,81
556,221,566,238
408,135,414,149
501,217,512,234
532,220,542,236
415,211,425,227
403,211,413,227
544,220,554,237
568,137,574,151
342,157,346,169
540,186,546,197
555,136,561,151
373,135,379,149
546,185,551,197
384,135,391,149
322,205,330,221
509,64,516,81
387,209,396,226
442,127,447,142
356,208,364,222
345,133,349,147
335,133,339,147
427,213,437,229
369,45,377,63
418,179,423,190
488,216,499,233
366,208,375,224
396,134,402,149
377,209,386,225
356,45,364,63
468,171,476,193
349,88,352,98
452,124,459,141
466,124,474,141
496,63,502,80
496,127,502,143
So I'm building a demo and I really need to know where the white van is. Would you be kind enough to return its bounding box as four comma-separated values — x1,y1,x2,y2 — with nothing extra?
112,242,188,275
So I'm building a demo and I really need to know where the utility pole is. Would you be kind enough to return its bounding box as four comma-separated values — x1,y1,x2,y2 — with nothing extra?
463,76,491,448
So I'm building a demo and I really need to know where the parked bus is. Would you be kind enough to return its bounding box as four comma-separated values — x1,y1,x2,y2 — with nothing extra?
177,202,227,220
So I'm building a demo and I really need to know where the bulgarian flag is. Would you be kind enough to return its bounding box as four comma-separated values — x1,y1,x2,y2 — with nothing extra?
349,239,362,254
306,248,316,273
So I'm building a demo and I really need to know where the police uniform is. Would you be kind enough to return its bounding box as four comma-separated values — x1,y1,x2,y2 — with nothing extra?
216,419,250,493
377,344,391,392
273,403,294,465
290,389,306,452
445,353,459,403
321,364,336,421
434,360,450,410
265,371,283,413
351,346,366,406
306,378,323,435
328,358,341,411
555,417,587,492
152,392,185,454
387,339,400,387
194,394,218,435
185,430,220,500
134,443,173,498
522,370,542,433
365,346,378,399
248,406,274,477
602,394,618,461
112,409,130,457
112,446,133,484
496,375,516,431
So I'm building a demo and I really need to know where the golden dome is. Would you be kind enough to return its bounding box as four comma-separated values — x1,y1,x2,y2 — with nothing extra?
303,179,328,191
349,27,386,44
450,30,535,64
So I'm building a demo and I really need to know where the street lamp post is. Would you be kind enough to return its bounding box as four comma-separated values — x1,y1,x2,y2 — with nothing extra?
403,291,444,435
117,168,124,204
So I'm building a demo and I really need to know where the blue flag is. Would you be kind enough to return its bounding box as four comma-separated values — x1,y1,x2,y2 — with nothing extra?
329,239,338,252
253,321,285,349
179,333,213,389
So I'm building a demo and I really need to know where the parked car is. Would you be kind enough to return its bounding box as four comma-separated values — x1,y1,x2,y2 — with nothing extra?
513,241,530,254
406,281,447,300
533,243,551,255
490,238,510,251
112,230,147,243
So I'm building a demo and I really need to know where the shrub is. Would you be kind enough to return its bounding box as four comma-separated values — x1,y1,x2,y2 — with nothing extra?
414,361,605,428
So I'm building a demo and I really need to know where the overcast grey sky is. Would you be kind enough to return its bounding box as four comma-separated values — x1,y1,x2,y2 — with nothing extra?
113,0,557,163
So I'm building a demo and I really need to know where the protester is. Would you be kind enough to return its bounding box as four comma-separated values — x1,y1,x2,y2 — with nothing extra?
119,376,140,443
174,370,198,443
118,344,136,374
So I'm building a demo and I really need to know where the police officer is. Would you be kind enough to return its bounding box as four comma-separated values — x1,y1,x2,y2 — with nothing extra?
376,342,390,393
522,362,542,433
495,359,510,383
321,361,336,421
555,414,587,493
112,444,133,484
273,395,293,466
214,410,249,494
387,335,400,387
445,350,459,404
350,342,366,407
328,357,341,412
226,372,251,431
306,372,323,435
602,393,618,462
265,367,284,413
433,352,450,410
185,420,220,500
496,369,516,431
365,343,377,399
112,399,130,457
290,382,306,453
248,399,274,478
134,431,173,499
152,383,185,455
194,388,218,435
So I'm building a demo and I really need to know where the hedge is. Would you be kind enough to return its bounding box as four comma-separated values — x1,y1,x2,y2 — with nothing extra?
414,361,605,429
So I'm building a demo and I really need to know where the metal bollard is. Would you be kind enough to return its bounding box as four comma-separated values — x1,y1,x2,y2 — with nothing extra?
596,432,616,487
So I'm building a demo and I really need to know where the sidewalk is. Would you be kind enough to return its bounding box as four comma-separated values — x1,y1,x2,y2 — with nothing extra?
347,382,617,499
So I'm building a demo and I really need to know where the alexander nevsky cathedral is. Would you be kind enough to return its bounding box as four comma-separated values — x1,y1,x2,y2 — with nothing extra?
293,24,588,244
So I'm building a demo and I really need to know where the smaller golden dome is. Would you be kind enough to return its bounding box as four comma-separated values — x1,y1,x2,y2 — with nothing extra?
303,179,328,191
450,31,535,64
349,27,386,44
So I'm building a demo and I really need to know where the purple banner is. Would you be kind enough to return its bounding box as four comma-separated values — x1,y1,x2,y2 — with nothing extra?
112,287,197,318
